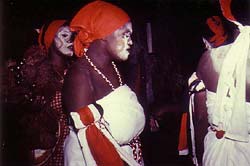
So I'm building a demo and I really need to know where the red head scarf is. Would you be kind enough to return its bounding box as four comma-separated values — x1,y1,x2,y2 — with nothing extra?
206,16,228,47
38,20,66,51
219,0,236,21
70,0,130,57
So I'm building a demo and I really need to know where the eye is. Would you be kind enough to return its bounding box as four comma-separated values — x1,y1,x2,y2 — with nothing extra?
59,31,72,42
122,32,131,39
62,33,69,38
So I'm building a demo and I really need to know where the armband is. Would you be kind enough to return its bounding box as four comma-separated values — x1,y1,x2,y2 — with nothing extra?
188,73,206,95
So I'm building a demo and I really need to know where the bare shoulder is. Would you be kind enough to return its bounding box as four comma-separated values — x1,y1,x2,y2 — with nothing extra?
196,50,213,79
65,59,91,85
63,58,94,112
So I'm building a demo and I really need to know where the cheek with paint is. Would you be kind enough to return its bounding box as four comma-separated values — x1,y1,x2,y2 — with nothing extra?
116,40,126,53
54,37,63,49
115,39,129,61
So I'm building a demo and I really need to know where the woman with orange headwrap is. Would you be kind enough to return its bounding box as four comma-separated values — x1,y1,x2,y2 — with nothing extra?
62,1,145,166
4,19,75,166
30,20,74,166
190,0,250,165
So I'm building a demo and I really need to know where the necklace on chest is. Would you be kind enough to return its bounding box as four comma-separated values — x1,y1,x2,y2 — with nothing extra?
85,55,123,90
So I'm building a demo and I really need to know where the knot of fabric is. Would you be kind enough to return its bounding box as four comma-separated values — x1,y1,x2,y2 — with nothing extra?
71,104,103,129
72,105,124,166
72,28,95,56
77,106,95,126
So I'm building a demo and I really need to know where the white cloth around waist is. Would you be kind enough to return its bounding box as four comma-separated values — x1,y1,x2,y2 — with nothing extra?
206,90,250,133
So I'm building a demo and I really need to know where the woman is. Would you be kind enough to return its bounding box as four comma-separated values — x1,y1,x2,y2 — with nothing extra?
4,20,74,166
63,1,145,166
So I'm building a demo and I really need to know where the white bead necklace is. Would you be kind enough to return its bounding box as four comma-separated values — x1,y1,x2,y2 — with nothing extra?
85,55,123,91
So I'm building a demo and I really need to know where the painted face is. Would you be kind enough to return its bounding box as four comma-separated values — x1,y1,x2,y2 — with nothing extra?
54,26,74,57
105,22,133,61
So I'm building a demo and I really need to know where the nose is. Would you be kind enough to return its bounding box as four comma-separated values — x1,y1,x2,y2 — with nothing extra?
128,38,133,46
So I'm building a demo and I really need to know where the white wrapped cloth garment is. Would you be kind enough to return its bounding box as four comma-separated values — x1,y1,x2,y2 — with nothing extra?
203,90,250,166
64,85,145,166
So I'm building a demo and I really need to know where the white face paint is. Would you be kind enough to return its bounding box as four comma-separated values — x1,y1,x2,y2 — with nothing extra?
105,22,133,61
54,26,74,57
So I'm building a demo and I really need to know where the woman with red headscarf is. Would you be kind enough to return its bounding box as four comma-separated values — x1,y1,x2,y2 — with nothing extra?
29,20,74,166
191,0,250,165
62,1,145,166
4,19,74,166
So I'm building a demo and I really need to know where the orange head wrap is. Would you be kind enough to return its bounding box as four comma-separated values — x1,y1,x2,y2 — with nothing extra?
206,16,228,47
70,0,130,57
38,20,66,51
219,0,236,21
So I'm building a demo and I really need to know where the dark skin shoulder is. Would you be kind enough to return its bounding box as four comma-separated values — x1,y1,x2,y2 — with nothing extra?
196,49,219,92
62,56,115,113
63,58,95,113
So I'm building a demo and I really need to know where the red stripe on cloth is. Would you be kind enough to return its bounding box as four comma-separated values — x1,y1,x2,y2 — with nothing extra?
77,106,124,166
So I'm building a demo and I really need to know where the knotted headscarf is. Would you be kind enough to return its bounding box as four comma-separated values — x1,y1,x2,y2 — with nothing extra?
70,0,130,57
213,0,250,142
206,16,228,47
38,20,66,51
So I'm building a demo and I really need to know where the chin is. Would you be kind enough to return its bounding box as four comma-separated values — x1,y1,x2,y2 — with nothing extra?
61,51,74,57
67,52,74,57
118,52,129,61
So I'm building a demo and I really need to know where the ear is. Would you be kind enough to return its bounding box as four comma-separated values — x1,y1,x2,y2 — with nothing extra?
202,37,212,49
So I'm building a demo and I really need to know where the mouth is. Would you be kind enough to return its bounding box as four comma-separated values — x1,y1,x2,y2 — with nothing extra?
127,47,132,54
68,44,73,50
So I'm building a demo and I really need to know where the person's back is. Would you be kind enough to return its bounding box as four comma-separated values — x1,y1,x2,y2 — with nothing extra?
195,0,250,165
197,32,250,102
197,42,232,93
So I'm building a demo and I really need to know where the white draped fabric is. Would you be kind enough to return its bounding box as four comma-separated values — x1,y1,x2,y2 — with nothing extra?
214,24,250,142
203,90,250,166
64,85,145,166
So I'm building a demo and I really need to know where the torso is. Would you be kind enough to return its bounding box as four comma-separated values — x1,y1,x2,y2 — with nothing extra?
197,44,250,102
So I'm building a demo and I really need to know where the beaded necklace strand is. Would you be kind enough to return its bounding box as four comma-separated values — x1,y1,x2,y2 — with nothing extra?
85,55,123,90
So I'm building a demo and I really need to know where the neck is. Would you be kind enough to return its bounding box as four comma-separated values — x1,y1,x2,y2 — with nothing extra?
85,54,123,90
49,48,67,74
86,40,113,69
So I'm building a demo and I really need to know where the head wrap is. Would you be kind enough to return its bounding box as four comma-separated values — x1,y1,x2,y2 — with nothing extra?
220,0,236,21
38,20,66,51
213,0,250,142
70,0,130,57
206,16,228,47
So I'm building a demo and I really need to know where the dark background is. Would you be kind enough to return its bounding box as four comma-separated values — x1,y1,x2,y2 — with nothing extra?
2,0,220,62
